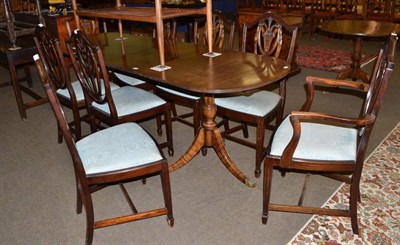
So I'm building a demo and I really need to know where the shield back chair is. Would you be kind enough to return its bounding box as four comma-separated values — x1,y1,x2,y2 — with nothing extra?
67,30,174,156
215,12,299,178
154,10,236,137
34,25,86,142
33,54,174,245
363,0,395,22
65,18,154,91
309,0,335,37
335,0,363,20
262,33,397,234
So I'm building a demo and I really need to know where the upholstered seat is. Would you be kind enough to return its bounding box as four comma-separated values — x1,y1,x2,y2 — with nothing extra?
77,123,163,175
92,86,167,117
156,86,200,100
215,91,281,117
269,116,357,161
56,80,120,101
114,72,147,87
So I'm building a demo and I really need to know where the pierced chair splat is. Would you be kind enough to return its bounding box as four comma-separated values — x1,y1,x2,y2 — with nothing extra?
262,33,397,235
215,12,299,178
34,54,174,245
67,30,174,156
33,24,89,142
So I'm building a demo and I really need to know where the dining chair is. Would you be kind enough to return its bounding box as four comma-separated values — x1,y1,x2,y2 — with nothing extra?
66,18,154,90
33,54,174,245
154,10,236,137
215,12,299,178
309,0,335,37
363,0,395,22
262,33,397,234
67,29,174,156
335,0,363,20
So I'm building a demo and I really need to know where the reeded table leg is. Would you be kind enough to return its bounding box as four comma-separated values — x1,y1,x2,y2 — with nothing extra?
169,95,255,188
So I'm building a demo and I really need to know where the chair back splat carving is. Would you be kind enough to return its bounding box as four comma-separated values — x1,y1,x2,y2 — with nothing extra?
33,54,174,245
214,11,299,178
67,30,174,156
262,33,397,235
33,25,87,142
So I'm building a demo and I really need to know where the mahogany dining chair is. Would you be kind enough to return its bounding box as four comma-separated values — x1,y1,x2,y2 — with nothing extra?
262,33,397,234
34,54,174,245
215,12,299,178
67,30,174,156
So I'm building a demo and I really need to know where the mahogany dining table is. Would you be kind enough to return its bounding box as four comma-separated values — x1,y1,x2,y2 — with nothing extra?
318,20,400,83
89,32,291,187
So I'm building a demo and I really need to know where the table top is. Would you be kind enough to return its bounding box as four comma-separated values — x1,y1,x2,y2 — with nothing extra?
318,20,400,37
95,33,291,95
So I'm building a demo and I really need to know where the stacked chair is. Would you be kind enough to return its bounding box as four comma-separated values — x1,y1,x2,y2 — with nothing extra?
262,33,397,234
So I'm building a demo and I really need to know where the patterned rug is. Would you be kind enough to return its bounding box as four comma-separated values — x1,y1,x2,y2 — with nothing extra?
295,45,377,73
289,123,400,244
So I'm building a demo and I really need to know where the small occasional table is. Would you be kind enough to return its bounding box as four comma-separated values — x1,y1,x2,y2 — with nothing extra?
318,20,400,83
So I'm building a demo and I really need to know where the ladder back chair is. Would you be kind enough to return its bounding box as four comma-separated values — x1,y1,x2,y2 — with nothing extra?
215,12,299,178
33,24,91,142
262,33,397,234
67,29,174,156
154,10,236,137
34,54,174,245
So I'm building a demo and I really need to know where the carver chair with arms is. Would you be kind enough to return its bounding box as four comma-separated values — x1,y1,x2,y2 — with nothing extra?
262,33,397,234
33,54,174,245
67,30,174,156
154,10,236,137
215,12,299,178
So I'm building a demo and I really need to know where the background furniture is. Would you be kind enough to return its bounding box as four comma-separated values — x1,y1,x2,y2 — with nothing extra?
262,33,397,235
318,20,400,83
0,32,47,119
34,54,174,245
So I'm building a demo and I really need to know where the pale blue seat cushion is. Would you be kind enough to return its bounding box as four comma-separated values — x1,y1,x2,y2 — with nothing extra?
92,86,166,117
56,80,120,102
156,86,200,100
215,91,281,117
270,116,358,161
76,123,163,175
115,73,146,86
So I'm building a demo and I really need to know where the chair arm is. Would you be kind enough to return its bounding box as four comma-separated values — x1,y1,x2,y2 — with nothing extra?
301,76,369,111
280,111,375,165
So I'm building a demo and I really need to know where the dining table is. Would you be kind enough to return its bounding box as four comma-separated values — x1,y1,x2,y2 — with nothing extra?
90,32,291,188
318,20,400,83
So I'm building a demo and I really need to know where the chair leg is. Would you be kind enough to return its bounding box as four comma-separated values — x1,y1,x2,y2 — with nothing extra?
241,122,249,138
76,176,83,214
262,157,274,224
73,109,82,141
350,181,359,234
160,163,174,227
164,107,174,157
156,115,163,136
254,119,266,178
83,194,95,245
57,122,63,144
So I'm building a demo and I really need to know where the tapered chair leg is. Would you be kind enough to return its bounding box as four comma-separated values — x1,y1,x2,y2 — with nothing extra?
262,158,274,224
255,119,266,178
160,163,174,227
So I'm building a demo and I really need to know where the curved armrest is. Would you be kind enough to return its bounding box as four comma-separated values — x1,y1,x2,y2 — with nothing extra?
301,76,369,111
280,111,375,165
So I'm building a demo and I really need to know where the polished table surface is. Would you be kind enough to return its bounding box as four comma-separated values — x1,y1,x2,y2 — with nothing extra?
90,33,291,187
318,20,400,83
